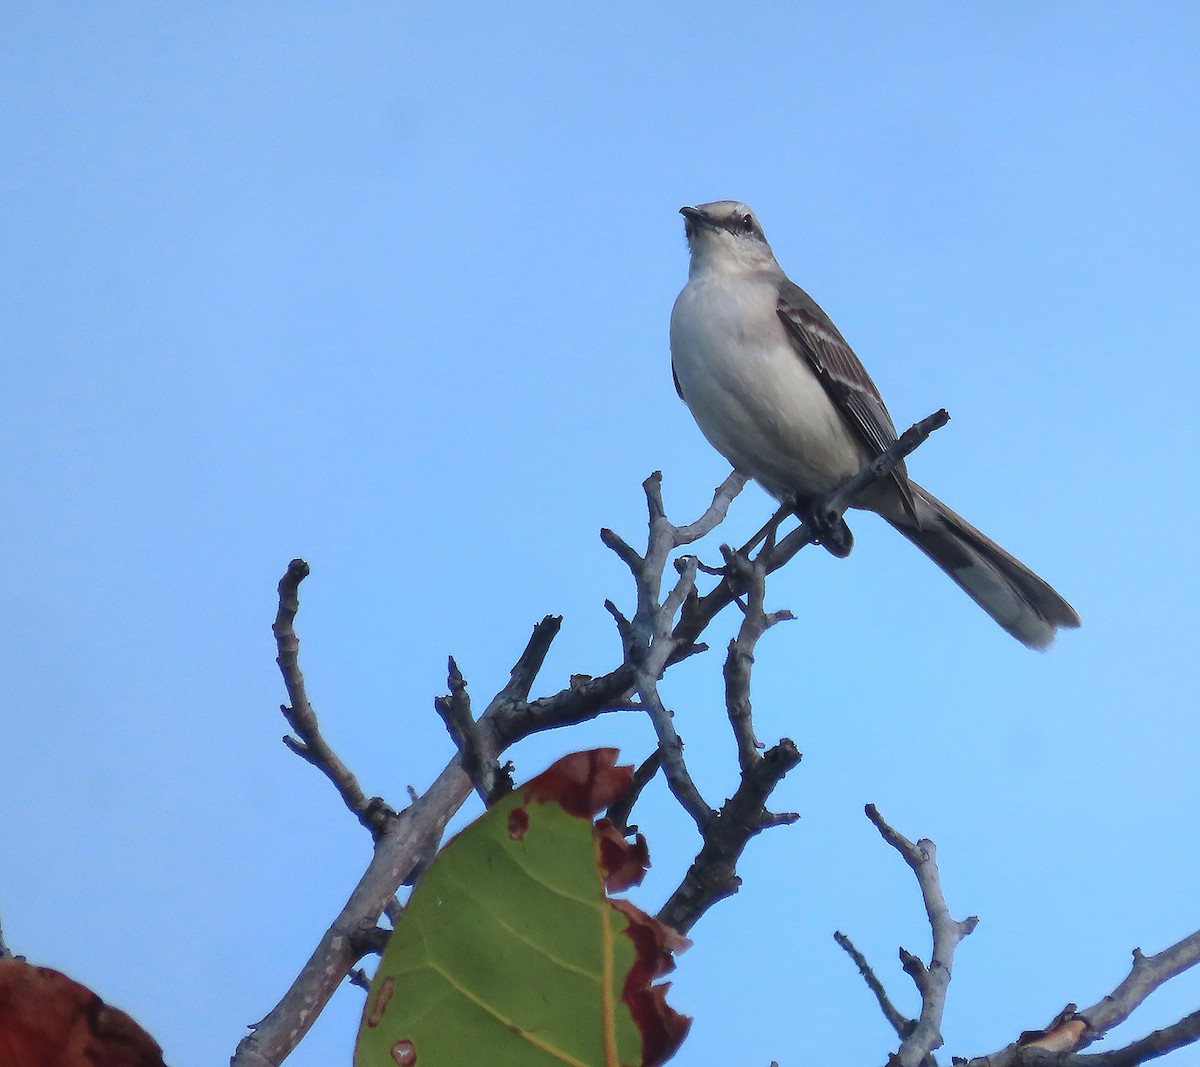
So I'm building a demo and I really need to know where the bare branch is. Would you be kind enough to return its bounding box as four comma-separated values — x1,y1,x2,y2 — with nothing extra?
721,540,794,771
233,575,640,1067
605,750,663,834
1080,931,1200,1045
1080,1010,1200,1066
834,930,911,1040
599,526,643,574
673,470,748,543
433,656,497,804
961,929,1200,1067
0,913,11,959
648,521,804,932
602,598,635,654
657,738,801,934
496,615,563,704
865,803,977,1067
237,426,945,1066
232,755,475,1067
603,473,738,830
816,409,950,525
637,673,713,831
488,664,637,745
273,559,395,836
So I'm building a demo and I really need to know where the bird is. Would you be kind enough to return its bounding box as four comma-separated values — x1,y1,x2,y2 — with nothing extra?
669,200,1080,649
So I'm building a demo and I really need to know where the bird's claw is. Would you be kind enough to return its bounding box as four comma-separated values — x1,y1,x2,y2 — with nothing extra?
801,500,854,559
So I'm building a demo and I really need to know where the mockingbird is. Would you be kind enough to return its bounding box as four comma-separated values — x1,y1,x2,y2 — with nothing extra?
669,200,1079,649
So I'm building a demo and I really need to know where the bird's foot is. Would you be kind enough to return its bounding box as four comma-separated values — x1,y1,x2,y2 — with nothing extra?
800,499,854,558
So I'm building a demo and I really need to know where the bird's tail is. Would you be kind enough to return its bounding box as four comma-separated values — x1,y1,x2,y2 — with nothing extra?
886,482,1080,649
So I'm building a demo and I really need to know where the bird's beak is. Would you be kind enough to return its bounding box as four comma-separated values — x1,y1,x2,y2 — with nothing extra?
679,205,708,224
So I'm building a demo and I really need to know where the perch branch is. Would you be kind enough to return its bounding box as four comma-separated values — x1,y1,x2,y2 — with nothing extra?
671,409,949,655
817,409,950,525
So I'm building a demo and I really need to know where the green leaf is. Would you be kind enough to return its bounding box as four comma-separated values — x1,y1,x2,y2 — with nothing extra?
355,750,690,1067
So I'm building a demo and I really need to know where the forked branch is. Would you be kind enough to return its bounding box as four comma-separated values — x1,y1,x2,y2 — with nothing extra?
837,814,1200,1067
234,411,951,1066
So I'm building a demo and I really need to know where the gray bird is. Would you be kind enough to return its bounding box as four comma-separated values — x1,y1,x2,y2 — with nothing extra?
669,200,1079,649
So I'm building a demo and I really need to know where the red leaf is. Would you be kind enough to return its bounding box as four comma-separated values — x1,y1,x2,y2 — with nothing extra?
0,958,165,1067
522,748,633,818
610,898,693,1067
594,818,650,893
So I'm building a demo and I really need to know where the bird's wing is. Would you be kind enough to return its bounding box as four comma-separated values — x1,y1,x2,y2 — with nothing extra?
776,278,917,522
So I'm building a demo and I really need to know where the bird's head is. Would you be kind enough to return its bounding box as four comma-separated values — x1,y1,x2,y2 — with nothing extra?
679,201,777,275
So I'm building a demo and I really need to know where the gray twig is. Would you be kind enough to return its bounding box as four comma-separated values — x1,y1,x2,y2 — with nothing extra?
657,738,800,934
433,656,498,804
720,539,794,771
273,559,396,837
865,803,977,1067
602,471,750,831
605,749,663,834
834,930,911,1040
497,615,563,704
958,929,1200,1066
1079,931,1200,1046
818,409,950,524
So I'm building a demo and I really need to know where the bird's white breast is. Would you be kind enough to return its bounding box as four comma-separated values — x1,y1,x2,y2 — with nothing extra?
670,269,866,502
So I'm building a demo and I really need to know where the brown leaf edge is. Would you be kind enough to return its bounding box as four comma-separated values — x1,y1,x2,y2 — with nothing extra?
612,898,693,1067
519,749,692,1066
595,818,651,894
0,957,166,1067
522,748,633,818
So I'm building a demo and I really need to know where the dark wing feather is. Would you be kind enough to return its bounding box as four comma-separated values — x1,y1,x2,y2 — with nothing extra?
776,279,917,523
671,358,685,401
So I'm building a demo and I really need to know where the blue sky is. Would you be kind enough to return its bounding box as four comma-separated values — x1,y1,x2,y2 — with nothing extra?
2,4,1199,1065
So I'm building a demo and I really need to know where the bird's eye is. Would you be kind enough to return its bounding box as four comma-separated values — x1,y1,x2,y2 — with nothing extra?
741,214,755,233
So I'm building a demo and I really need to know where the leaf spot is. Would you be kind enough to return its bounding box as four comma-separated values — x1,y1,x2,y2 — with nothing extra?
390,1038,417,1065
366,975,394,1027
507,806,529,840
